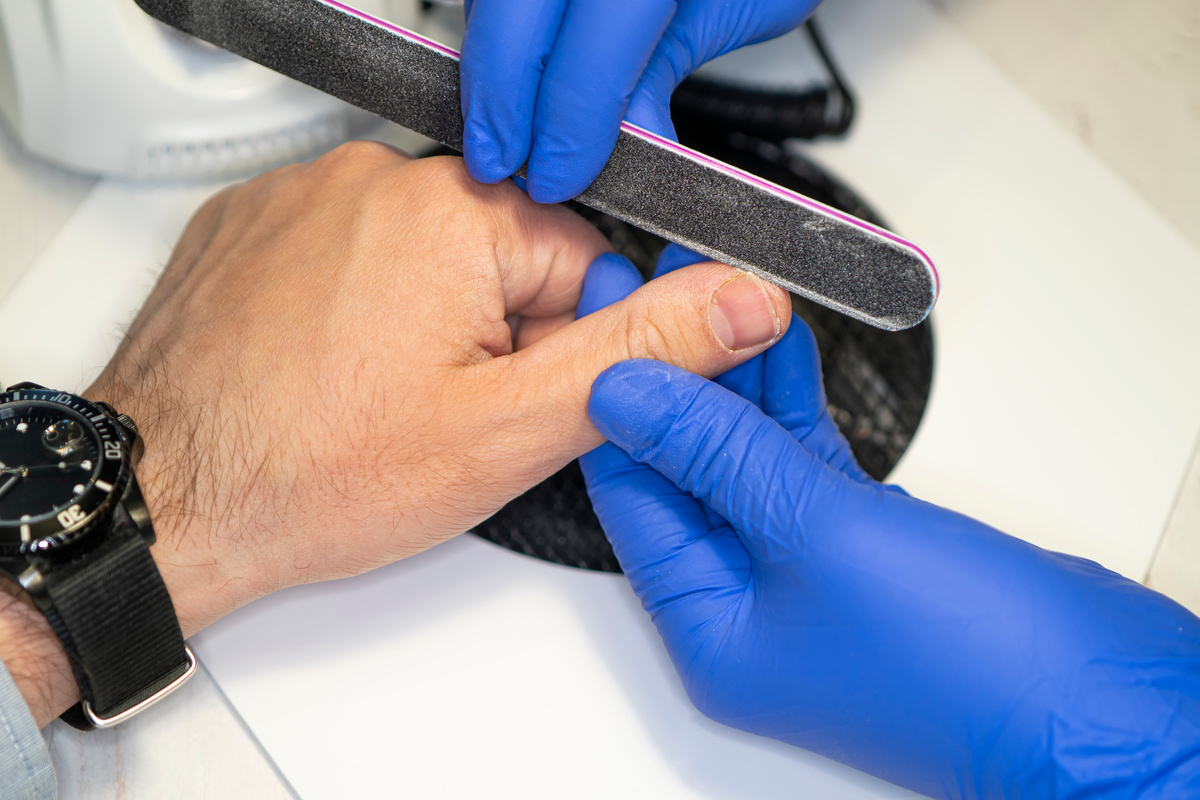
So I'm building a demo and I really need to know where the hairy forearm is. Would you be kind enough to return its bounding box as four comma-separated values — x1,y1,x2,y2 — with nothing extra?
83,372,280,638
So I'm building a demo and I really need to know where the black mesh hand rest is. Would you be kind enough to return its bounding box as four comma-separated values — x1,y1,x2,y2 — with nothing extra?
476,148,933,573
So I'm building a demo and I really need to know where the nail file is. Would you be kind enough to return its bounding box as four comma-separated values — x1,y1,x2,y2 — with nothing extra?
134,0,939,330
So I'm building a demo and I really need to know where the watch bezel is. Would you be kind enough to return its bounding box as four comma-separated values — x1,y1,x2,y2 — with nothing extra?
0,388,130,556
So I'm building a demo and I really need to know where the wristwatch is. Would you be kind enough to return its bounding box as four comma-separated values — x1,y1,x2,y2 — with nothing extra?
0,382,194,729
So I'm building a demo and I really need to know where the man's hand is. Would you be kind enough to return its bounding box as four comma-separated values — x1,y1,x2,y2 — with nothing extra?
0,142,790,726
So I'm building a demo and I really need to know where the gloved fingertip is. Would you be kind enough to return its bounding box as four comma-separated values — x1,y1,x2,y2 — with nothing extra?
526,139,608,204
654,243,710,278
525,169,588,205
755,317,819,420
590,358,663,401
588,360,693,446
463,158,510,186
462,127,526,186
625,94,678,141
524,179,570,205
784,311,817,350
627,47,688,138
761,314,813,370
577,253,645,319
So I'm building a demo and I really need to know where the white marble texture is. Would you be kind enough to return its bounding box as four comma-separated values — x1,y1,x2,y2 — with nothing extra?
932,0,1200,251
46,665,293,800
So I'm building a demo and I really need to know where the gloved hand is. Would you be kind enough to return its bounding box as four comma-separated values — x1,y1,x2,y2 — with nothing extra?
459,0,822,203
575,247,1200,798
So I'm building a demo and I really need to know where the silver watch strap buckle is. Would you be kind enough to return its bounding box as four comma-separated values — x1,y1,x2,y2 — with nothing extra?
83,645,197,728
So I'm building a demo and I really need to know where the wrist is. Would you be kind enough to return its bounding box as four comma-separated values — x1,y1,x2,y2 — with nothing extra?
0,582,77,728
82,377,276,638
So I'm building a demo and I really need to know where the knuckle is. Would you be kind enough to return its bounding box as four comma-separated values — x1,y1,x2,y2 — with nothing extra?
398,156,482,217
408,155,477,202
320,139,407,171
299,141,412,200
194,184,234,219
623,307,696,369
220,163,304,224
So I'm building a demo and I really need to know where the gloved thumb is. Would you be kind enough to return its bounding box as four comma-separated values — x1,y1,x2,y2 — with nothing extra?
477,257,791,479
588,359,855,564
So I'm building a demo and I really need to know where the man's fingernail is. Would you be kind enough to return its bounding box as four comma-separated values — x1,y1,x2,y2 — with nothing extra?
708,272,781,351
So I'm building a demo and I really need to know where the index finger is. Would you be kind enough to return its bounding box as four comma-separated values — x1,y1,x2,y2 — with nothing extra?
460,0,569,183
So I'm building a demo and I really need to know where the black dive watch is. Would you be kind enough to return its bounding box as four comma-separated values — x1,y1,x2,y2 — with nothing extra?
0,382,193,729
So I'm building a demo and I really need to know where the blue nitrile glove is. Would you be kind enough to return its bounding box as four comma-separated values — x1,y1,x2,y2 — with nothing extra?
459,0,822,203
573,250,1200,799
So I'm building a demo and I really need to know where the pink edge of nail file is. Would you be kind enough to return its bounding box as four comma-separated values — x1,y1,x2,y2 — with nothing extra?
134,0,939,331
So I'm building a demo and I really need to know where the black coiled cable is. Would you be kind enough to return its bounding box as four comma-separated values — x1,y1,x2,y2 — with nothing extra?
671,20,855,148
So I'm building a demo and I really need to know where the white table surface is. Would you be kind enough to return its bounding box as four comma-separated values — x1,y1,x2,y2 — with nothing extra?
190,1,1200,797
0,0,1197,796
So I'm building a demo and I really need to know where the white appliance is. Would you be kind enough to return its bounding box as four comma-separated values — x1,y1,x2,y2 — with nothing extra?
0,0,1197,797
0,0,392,180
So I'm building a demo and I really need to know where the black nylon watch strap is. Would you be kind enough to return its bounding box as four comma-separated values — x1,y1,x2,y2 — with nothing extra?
41,504,188,731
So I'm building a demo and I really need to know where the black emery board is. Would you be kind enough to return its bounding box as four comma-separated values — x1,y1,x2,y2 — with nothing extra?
134,0,939,330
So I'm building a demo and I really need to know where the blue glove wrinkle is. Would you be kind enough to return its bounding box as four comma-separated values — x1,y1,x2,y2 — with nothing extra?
460,0,569,183
759,320,876,484
582,441,751,619
590,361,824,565
526,0,676,202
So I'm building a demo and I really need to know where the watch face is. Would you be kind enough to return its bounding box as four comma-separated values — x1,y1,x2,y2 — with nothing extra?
0,389,128,554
